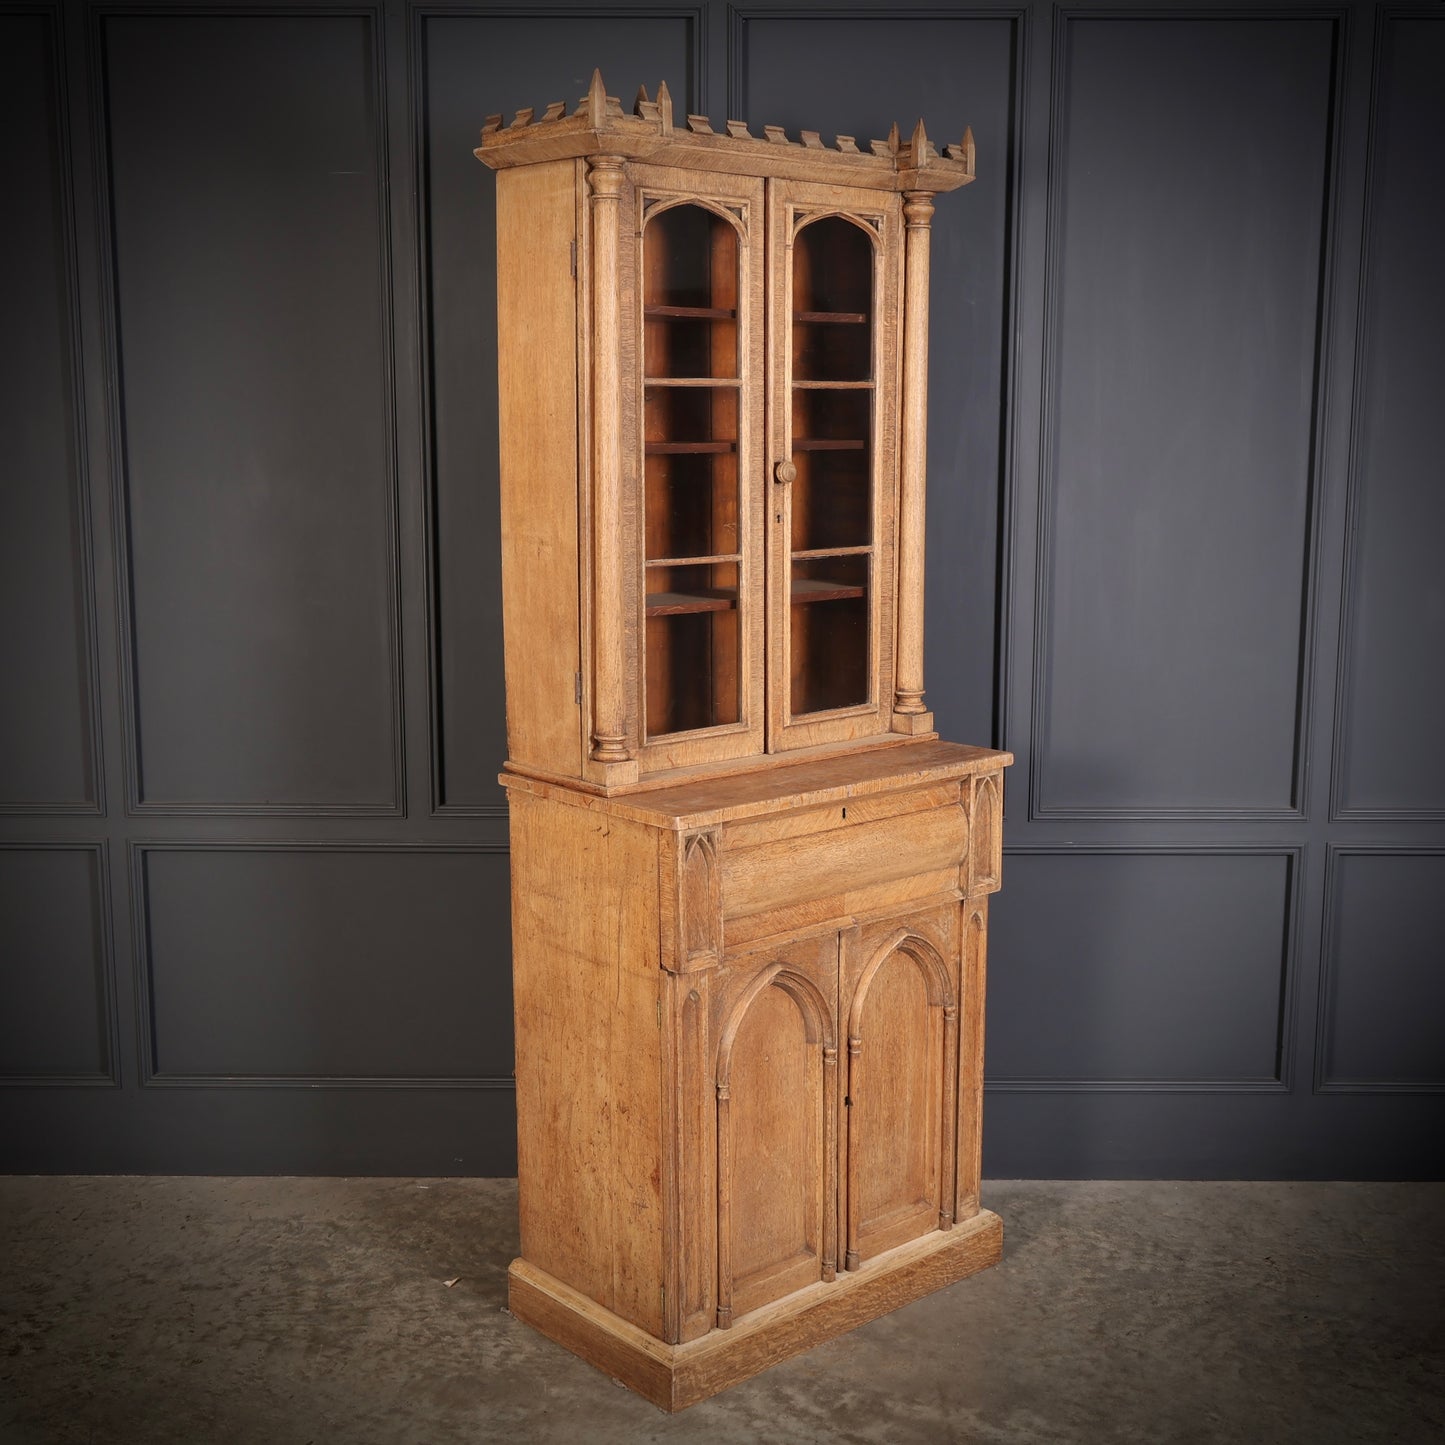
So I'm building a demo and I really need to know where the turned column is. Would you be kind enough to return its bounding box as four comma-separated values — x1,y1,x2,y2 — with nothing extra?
587,152,632,766
893,189,935,734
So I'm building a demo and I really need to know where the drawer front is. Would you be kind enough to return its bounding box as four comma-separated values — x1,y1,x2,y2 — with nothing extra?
719,799,968,942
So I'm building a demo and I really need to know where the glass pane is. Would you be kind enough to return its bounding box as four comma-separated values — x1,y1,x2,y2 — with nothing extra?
644,205,738,379
644,384,738,448
644,452,739,561
789,449,870,553
792,215,873,382
790,556,870,715
641,202,746,742
789,215,875,719
645,562,741,737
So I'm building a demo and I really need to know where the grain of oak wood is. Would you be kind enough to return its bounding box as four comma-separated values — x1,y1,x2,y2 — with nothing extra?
483,75,1006,1407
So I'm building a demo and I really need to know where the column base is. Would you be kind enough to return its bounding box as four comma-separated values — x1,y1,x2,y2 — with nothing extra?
891,709,936,737
507,1208,1003,1412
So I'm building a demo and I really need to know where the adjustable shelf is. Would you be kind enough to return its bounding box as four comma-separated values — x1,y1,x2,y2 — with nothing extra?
792,439,867,451
644,440,738,454
646,588,739,616
794,310,868,324
791,578,866,604
645,304,737,319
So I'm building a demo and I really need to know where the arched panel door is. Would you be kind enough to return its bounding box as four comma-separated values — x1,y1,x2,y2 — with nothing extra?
715,961,836,1325
844,922,958,1268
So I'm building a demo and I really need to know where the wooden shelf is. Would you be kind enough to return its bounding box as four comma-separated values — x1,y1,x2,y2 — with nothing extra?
645,304,737,319
792,380,873,390
644,377,742,388
645,440,738,455
646,588,739,616
793,439,867,452
794,310,868,324
791,578,866,604
648,553,740,568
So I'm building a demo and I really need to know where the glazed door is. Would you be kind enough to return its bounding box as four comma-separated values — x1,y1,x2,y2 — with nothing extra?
766,179,902,752
631,167,767,772
841,904,960,1268
712,932,839,1326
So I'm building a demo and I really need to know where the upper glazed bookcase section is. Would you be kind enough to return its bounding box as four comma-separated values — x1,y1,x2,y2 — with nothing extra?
474,70,976,195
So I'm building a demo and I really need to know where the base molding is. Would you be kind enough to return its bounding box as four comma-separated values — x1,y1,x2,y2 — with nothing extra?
507,1209,1004,1411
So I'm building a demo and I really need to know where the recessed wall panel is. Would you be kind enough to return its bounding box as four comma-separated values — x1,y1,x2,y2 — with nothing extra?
140,847,511,1081
104,15,397,808
988,852,1291,1085
744,17,1016,748
422,17,694,808
0,14,95,809
1336,18,1445,816
1321,853,1445,1090
1038,18,1334,814
0,848,110,1081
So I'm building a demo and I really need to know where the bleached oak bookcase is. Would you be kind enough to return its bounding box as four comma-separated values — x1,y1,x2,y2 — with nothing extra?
476,72,1011,1410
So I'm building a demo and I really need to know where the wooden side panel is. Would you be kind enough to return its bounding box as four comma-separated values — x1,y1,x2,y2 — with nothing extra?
507,791,664,1335
496,162,582,778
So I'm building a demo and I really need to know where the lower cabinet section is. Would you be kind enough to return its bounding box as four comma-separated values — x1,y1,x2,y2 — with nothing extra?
503,742,1009,1408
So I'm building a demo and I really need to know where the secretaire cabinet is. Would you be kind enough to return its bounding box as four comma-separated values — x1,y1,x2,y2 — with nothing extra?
477,73,1011,1410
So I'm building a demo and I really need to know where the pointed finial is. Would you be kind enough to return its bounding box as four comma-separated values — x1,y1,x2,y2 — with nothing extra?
963,125,975,176
587,68,607,128
656,79,674,135
910,117,929,162
889,121,900,155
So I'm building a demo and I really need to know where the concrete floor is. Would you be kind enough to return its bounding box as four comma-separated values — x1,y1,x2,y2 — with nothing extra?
1,1179,1441,1445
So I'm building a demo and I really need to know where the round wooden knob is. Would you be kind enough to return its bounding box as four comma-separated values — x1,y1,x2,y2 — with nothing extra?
774,460,798,485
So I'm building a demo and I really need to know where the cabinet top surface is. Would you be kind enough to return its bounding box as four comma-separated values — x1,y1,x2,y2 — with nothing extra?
501,740,1011,830
475,70,975,195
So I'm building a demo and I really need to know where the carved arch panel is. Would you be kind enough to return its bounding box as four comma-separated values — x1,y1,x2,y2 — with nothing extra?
843,913,960,1268
714,950,838,1327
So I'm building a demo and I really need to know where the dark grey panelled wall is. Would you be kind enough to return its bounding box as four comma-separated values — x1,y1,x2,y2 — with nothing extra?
1,0,1441,1178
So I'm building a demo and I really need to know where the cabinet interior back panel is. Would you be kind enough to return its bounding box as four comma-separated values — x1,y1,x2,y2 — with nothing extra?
103,14,397,808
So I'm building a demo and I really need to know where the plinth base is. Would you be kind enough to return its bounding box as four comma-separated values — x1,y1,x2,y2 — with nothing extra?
507,1209,1003,1411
